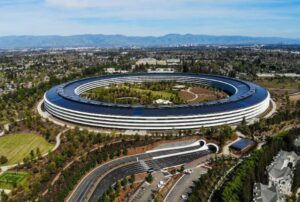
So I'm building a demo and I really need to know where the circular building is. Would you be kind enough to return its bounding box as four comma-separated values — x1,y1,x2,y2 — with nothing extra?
43,73,270,130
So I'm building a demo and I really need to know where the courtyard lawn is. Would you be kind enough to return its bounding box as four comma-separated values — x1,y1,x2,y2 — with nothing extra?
129,87,175,99
0,171,28,189
0,133,53,165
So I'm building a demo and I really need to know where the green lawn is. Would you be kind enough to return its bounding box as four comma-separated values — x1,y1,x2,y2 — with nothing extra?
0,133,53,165
129,87,175,99
84,83,180,105
0,171,28,189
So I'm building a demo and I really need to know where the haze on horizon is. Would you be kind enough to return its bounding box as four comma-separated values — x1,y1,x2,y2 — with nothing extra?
0,0,300,38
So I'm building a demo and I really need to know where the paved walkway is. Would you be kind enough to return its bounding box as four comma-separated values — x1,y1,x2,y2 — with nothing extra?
184,88,198,102
264,99,277,118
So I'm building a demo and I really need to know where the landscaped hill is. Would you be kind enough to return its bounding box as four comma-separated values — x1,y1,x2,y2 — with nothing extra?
0,133,53,165
0,34,300,49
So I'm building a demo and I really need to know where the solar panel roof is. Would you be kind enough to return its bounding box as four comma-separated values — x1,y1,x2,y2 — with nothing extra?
45,73,269,117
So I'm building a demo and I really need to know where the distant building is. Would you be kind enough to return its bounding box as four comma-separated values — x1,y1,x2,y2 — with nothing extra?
257,73,300,78
166,59,181,66
147,68,175,73
136,58,158,66
136,58,167,66
104,67,129,74
253,150,299,202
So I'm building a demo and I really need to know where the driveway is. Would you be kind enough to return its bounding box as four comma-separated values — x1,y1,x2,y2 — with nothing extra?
164,167,207,202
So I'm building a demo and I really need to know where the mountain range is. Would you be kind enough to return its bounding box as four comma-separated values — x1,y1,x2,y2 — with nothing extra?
0,34,300,49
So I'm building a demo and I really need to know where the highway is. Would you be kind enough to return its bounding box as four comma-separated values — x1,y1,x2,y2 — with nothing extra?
67,141,215,202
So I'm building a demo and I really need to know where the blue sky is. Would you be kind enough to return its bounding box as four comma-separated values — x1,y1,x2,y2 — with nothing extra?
0,0,300,38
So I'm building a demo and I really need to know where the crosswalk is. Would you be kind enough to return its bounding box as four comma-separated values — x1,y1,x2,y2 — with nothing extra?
139,160,150,170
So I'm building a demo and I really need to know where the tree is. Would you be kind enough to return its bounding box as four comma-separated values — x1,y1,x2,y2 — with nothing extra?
0,190,8,202
121,177,128,187
179,165,185,173
129,174,135,184
122,147,128,155
47,161,57,174
145,173,153,183
30,149,35,160
115,180,121,193
36,147,41,159
0,155,8,165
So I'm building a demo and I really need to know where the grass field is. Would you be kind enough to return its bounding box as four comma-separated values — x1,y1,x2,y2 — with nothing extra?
89,85,174,99
0,133,53,165
83,83,180,105
0,171,28,189
255,78,300,89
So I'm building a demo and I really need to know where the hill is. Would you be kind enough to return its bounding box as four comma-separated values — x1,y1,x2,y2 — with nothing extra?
0,34,300,49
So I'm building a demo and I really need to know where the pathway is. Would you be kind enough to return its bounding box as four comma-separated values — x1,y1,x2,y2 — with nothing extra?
182,88,198,102
0,129,67,172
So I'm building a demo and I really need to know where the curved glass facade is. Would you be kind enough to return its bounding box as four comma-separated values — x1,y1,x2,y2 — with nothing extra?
44,73,270,130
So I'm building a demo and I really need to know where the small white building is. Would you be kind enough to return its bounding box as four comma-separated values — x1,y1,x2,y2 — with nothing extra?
154,99,172,105
257,73,300,78
136,58,167,66
104,68,129,74
166,59,181,66
136,58,157,66
147,68,175,73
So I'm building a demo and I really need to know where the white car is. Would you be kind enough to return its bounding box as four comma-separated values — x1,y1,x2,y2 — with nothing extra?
184,169,193,174
181,194,188,200
157,184,164,189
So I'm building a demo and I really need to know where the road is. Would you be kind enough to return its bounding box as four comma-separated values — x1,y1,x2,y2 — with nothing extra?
164,167,207,202
67,141,214,202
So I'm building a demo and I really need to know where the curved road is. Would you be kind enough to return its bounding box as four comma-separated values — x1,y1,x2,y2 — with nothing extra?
67,141,214,202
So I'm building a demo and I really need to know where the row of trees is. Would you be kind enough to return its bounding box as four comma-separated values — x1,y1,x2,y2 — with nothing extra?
238,107,300,137
220,127,299,202
99,174,136,202
188,157,238,202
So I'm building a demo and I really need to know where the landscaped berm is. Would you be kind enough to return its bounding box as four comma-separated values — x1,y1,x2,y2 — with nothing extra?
0,133,53,165
0,171,28,189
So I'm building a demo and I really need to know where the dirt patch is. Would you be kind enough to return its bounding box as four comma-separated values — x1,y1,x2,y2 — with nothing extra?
269,88,299,96
290,94,300,102
179,87,227,104
178,91,195,101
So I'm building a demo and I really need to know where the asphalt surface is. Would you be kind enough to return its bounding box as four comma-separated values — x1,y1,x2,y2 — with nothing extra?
68,143,211,202
165,167,207,202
